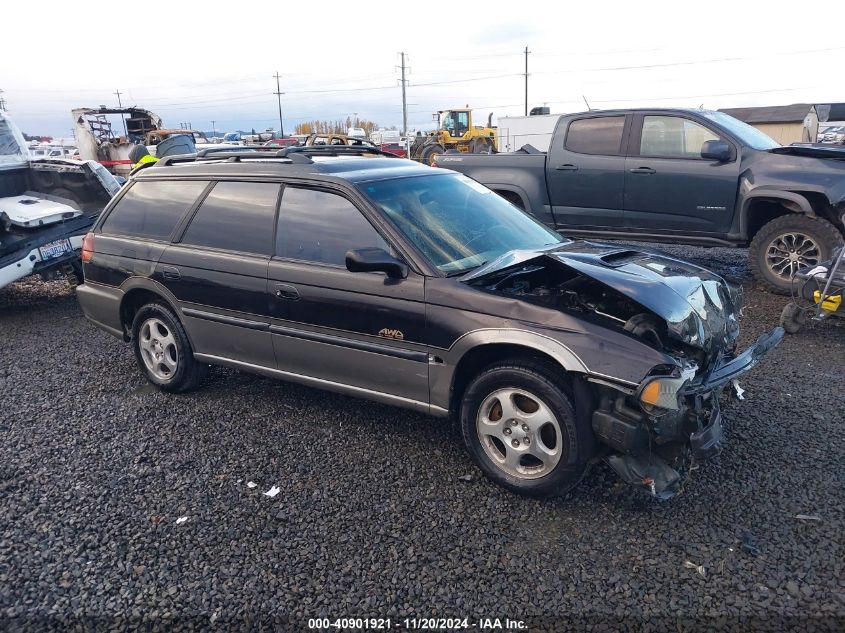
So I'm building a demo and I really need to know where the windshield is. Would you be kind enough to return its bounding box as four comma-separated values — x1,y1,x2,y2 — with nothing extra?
701,112,780,150
360,173,566,274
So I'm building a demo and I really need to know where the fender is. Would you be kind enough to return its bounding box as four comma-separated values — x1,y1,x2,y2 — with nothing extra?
117,276,197,347
738,188,815,239
429,328,592,414
488,184,531,211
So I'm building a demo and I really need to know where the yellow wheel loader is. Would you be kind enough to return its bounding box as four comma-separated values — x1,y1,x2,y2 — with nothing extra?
410,108,497,165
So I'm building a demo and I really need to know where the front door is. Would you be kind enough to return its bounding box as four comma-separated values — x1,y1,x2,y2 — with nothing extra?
268,185,429,405
546,114,630,229
624,114,740,235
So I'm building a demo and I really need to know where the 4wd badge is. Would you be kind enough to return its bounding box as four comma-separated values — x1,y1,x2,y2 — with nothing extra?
378,328,404,340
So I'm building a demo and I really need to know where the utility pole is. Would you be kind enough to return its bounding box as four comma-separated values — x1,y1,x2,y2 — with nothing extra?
273,71,284,137
397,52,409,137
211,120,216,139
113,89,127,135
523,46,530,116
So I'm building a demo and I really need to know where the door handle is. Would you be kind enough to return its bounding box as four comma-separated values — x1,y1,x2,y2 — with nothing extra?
161,266,181,280
629,167,656,175
556,164,579,171
273,283,300,300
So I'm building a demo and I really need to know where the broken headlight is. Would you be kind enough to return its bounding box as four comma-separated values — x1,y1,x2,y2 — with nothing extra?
638,364,697,413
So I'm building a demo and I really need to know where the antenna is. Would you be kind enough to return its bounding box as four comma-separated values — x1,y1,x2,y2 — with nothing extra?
582,95,592,111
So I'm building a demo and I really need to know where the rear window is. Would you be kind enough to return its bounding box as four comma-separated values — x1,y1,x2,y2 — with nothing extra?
565,116,626,155
100,180,206,240
181,181,280,255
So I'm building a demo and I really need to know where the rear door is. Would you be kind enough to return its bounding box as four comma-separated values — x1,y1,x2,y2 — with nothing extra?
88,179,207,288
623,113,740,234
157,180,281,368
267,184,429,405
546,113,631,229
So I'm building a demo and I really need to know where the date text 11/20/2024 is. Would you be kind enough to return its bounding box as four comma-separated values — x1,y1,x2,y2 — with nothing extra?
307,617,528,630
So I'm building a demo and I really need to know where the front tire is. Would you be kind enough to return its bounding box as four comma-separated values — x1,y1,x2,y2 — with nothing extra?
459,360,592,498
749,215,844,294
420,144,444,166
131,303,206,393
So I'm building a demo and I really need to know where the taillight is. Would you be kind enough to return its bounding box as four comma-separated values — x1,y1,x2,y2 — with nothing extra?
81,232,95,262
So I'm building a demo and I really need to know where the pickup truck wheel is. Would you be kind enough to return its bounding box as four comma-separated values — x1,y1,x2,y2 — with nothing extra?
131,303,207,393
749,215,844,294
460,360,589,498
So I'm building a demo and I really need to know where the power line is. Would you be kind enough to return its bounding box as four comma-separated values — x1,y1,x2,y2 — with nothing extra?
410,73,519,88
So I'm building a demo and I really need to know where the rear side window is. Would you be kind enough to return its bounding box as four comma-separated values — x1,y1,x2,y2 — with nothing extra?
276,187,389,265
101,180,206,240
565,116,626,155
181,181,280,255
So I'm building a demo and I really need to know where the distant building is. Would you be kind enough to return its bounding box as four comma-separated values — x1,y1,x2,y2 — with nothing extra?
718,103,819,145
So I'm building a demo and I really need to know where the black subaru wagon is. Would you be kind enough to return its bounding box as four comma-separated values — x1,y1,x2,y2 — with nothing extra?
77,146,782,499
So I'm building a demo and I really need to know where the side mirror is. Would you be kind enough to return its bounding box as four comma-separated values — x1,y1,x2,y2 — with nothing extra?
345,247,408,279
701,139,732,162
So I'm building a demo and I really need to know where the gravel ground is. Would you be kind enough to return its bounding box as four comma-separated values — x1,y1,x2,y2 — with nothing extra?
1,246,843,632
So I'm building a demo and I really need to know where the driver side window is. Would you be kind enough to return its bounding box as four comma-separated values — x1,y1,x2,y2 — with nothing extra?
276,187,390,266
640,116,719,158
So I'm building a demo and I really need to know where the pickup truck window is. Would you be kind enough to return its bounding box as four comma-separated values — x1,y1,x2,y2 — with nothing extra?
276,187,389,266
564,116,625,156
100,180,206,241
640,116,719,159
181,181,280,255
362,173,563,275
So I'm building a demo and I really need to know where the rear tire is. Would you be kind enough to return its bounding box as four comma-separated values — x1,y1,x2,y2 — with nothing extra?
470,137,492,154
459,360,592,498
131,302,207,393
749,214,843,294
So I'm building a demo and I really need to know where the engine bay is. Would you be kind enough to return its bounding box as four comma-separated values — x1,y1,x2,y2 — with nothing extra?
471,261,705,363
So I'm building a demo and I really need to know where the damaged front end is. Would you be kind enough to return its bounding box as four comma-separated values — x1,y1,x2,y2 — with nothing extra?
464,241,784,498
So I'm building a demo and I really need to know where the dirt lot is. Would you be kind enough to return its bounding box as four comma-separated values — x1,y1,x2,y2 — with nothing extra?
1,245,843,631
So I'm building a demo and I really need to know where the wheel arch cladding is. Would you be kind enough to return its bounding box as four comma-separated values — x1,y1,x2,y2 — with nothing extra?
119,288,176,339
448,342,581,418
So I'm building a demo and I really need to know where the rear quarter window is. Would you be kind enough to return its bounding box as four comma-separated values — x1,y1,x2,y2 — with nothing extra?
100,180,206,240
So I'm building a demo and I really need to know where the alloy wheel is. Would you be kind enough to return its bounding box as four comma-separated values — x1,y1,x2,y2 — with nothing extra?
138,317,178,381
765,232,821,280
476,388,562,480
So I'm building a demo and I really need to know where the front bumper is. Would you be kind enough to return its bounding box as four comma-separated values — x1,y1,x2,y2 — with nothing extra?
602,327,783,499
684,327,784,395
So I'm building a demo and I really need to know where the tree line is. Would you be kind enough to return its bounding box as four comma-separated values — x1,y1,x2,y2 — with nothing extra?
294,116,385,136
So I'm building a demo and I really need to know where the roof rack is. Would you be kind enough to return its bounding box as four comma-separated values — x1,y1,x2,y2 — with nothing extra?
156,144,401,167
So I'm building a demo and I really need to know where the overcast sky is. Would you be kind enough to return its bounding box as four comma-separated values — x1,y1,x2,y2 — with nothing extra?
4,0,844,137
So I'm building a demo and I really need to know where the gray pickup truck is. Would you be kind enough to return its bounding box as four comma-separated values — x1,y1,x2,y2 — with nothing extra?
435,108,845,293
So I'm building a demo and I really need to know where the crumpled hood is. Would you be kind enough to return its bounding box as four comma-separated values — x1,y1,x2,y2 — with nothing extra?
464,241,741,353
768,144,845,160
